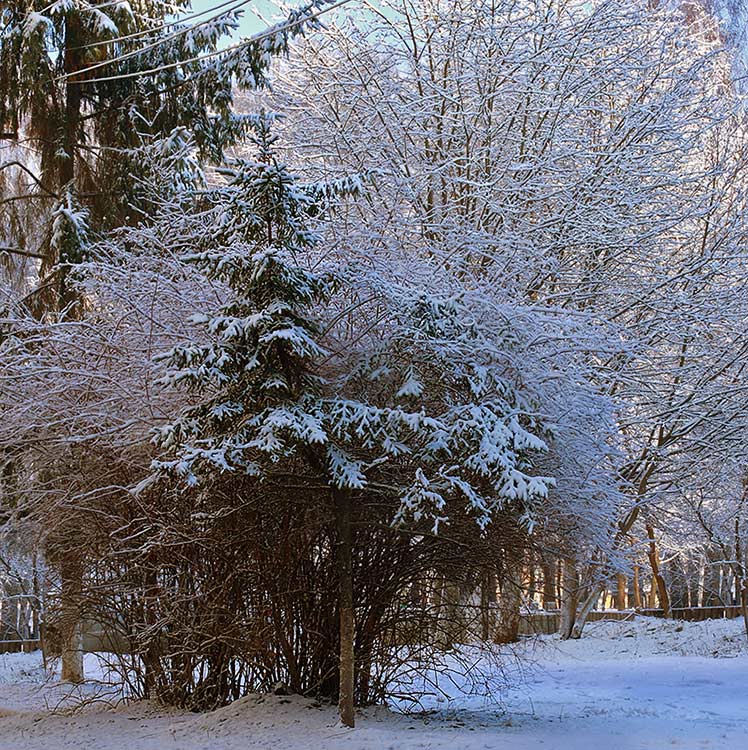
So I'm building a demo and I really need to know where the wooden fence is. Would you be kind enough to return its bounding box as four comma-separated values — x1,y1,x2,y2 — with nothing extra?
0,594,40,652
1,606,744,652
0,639,41,654
639,605,746,621
519,605,745,634
519,609,636,635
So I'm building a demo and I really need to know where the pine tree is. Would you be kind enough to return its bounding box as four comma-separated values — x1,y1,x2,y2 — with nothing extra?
155,116,331,472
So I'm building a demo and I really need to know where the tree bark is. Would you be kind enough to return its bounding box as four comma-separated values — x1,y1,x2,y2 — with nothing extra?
442,580,467,647
739,582,748,642
494,575,522,644
558,559,578,639
631,565,642,609
734,519,748,642
60,558,83,683
431,576,448,649
719,565,732,605
648,576,658,608
542,561,557,609
526,564,536,607
480,571,497,642
569,582,602,639
667,559,688,609
333,489,355,728
615,573,627,610
646,524,670,617
61,12,82,190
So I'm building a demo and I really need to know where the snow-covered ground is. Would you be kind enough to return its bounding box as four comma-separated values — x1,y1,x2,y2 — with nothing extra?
1,617,747,749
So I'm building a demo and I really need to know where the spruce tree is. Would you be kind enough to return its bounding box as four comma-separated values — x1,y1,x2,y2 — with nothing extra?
155,119,552,725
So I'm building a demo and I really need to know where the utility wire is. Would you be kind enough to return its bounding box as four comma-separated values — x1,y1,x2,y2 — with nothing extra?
61,0,255,77
70,0,252,50
61,0,354,85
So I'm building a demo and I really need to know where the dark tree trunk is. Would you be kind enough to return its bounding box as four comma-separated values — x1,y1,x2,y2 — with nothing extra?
702,548,722,606
61,13,81,190
526,564,536,606
646,524,670,617
630,565,642,609
494,575,522,644
615,573,627,610
559,559,578,639
734,519,748,642
480,571,497,642
60,557,83,683
542,561,557,609
333,489,355,728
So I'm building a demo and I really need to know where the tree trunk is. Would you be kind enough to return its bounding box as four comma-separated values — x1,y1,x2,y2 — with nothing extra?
61,12,81,190
39,11,84,313
684,557,694,608
542,561,557,609
735,520,748,642
526,564,536,607
648,577,658,608
569,582,603,639
719,565,731,605
558,559,578,639
631,565,642,609
646,524,670,617
615,573,627,610
739,582,748,642
667,558,688,609
333,489,355,728
60,559,83,683
442,581,468,646
432,576,449,649
480,571,497,642
494,575,522,644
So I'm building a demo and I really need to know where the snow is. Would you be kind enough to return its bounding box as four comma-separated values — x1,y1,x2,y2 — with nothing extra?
1,618,748,749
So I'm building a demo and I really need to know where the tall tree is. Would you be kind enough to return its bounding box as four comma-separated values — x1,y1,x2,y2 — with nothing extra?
154,117,553,723
268,0,748,636
0,0,346,303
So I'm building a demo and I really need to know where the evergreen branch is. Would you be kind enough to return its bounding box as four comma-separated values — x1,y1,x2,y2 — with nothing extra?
62,0,254,78
60,0,357,85
0,247,45,260
69,0,253,51
0,161,58,198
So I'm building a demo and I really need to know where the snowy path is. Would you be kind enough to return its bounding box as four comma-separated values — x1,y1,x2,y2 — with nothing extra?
496,655,748,749
1,618,747,749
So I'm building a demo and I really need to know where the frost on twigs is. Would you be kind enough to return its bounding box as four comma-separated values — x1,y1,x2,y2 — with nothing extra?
153,119,552,533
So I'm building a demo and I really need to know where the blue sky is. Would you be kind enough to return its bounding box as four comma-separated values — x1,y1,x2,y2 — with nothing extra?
187,0,286,38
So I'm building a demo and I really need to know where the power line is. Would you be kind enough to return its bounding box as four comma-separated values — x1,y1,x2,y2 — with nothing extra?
61,0,354,86
70,0,252,51
62,0,255,77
